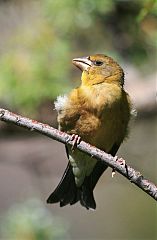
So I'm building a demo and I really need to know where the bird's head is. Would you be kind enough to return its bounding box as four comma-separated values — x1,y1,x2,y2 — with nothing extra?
72,54,124,87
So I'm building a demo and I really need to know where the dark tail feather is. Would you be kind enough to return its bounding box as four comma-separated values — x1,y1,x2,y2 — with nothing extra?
47,143,119,209
47,161,108,210
47,163,78,206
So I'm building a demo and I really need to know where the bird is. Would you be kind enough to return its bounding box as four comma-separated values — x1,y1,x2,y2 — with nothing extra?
47,54,132,210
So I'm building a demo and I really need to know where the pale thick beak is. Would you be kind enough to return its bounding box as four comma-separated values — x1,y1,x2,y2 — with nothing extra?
72,57,92,71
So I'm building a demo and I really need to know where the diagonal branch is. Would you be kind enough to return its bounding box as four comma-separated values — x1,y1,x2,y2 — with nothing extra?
0,108,157,201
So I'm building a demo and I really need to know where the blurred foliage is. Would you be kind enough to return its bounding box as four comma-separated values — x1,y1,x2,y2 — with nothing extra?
0,21,71,114
0,199,69,240
0,0,156,114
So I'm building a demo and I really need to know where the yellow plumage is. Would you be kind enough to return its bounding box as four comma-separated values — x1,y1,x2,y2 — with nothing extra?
47,54,131,209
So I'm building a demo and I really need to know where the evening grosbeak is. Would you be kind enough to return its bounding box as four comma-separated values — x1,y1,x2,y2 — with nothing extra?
47,54,131,210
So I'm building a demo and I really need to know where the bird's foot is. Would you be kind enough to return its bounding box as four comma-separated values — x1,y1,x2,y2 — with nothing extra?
111,157,126,177
117,157,126,166
70,134,81,151
112,169,116,178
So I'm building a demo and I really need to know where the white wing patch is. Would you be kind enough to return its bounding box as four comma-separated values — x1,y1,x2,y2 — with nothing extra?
54,95,68,112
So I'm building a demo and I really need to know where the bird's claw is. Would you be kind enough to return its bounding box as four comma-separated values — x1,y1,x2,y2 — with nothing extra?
111,157,126,177
112,169,116,178
70,134,81,151
117,157,126,166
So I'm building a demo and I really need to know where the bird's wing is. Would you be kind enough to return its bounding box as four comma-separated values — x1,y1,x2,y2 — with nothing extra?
108,143,120,157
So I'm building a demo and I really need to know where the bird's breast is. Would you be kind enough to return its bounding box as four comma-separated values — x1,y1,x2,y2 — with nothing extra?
77,84,130,151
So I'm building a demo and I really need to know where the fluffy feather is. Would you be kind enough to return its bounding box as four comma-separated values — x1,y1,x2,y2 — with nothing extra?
54,95,68,112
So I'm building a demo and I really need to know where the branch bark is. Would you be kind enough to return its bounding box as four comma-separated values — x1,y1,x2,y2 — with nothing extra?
0,108,156,201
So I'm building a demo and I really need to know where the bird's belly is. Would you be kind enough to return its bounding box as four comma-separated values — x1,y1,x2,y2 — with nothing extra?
68,147,97,187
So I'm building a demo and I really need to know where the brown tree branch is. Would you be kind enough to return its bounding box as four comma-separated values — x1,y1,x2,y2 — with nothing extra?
0,108,157,201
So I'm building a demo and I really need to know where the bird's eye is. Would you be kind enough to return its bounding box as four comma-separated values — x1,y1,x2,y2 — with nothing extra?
93,60,103,66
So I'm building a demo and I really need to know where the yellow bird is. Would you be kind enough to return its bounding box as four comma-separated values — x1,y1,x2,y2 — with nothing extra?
47,54,131,210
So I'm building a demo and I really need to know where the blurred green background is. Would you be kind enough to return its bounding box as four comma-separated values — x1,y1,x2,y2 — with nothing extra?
0,0,156,239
